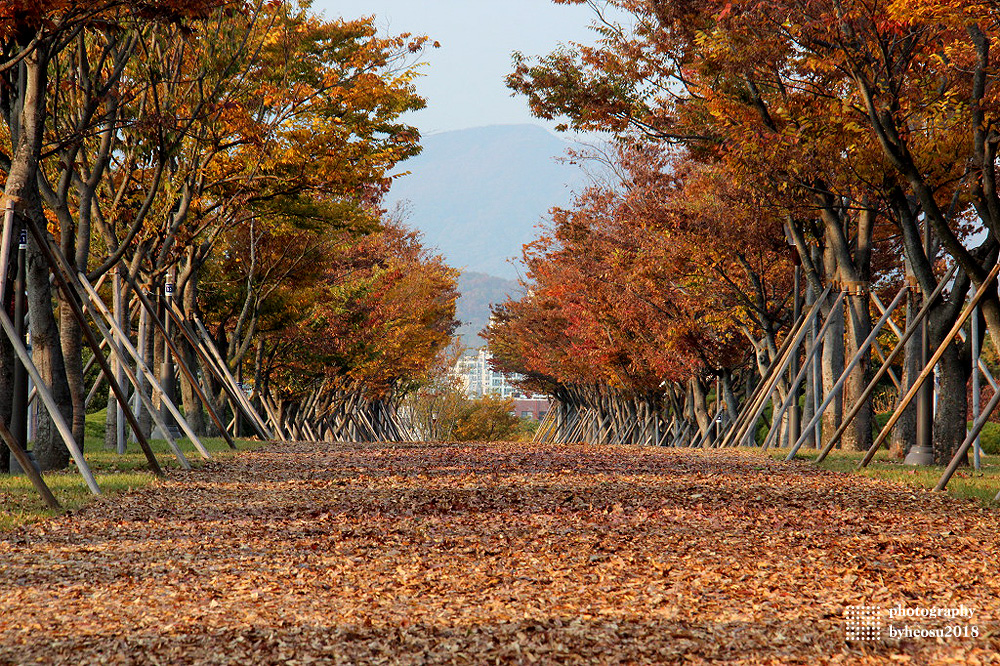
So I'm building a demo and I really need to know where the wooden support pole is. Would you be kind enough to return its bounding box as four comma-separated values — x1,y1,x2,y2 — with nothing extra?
858,261,1000,468
786,286,907,460
814,265,957,464
83,337,110,408
77,273,210,460
260,390,287,440
870,340,902,391
0,200,14,304
192,315,272,438
122,272,236,449
55,283,189,469
185,311,273,440
957,328,1000,391
721,287,834,449
22,219,169,475
0,417,60,509
0,306,101,493
77,299,190,469
936,385,1000,491
719,308,814,449
762,292,855,452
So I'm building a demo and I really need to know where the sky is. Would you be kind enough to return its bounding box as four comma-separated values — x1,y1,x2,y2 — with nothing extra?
312,0,607,135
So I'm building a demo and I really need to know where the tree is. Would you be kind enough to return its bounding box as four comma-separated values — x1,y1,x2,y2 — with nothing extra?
0,0,230,468
452,395,520,442
505,0,1000,462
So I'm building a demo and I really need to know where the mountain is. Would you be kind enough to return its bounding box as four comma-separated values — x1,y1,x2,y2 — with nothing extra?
386,124,587,280
455,271,522,349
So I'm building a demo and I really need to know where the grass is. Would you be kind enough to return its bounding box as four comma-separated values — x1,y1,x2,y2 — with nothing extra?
751,408,1000,505
1,409,268,531
763,446,1000,506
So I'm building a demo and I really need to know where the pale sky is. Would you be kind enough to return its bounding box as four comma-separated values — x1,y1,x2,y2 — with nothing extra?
312,0,607,134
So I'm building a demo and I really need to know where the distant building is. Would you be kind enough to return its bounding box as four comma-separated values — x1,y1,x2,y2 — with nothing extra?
453,349,552,419
454,348,518,398
514,398,550,422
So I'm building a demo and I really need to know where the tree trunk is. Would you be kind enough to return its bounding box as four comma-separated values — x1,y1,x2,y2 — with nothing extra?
689,376,711,443
821,300,845,444
721,369,739,418
27,230,74,469
137,306,155,439
841,291,872,451
932,338,971,466
60,300,86,444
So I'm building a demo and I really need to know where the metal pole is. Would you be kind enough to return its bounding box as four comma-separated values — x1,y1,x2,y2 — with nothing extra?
113,269,126,454
160,271,177,436
131,298,147,439
971,307,982,471
906,218,936,466
808,280,822,449
10,225,28,457
0,200,15,304
788,265,801,448
860,260,1000,468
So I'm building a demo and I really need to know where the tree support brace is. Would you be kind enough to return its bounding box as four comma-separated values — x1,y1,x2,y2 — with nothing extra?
859,260,1000,468
813,264,957,464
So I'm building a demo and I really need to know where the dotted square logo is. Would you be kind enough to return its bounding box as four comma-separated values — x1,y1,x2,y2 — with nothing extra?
845,605,882,641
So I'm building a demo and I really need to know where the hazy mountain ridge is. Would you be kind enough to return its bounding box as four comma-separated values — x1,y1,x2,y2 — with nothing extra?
386,124,585,349
387,124,586,280
455,271,522,348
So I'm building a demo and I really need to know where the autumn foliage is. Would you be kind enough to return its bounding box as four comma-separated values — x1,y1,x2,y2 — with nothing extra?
490,0,1000,463
0,0,456,459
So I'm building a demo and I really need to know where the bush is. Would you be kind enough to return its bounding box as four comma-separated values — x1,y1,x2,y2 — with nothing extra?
974,421,1000,455
452,395,520,441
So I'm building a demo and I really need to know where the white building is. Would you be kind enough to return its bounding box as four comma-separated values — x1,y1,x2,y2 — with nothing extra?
454,348,519,398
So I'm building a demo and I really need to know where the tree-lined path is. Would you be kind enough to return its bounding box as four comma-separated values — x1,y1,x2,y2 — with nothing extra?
0,441,997,664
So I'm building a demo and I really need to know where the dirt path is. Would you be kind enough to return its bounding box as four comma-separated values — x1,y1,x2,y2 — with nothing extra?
0,441,997,664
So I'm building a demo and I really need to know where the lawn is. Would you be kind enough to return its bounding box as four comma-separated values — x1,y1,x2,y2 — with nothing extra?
770,446,1000,506
1,409,266,530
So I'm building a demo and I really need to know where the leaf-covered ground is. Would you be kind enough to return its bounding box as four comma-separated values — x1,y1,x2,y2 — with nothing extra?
0,441,997,664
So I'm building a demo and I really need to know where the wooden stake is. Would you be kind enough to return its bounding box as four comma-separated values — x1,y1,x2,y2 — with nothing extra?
21,221,166,477
762,292,856,452
785,286,907,459
0,306,101,493
120,272,236,449
0,417,60,509
76,273,210,460
859,261,1000,468
814,264,957,464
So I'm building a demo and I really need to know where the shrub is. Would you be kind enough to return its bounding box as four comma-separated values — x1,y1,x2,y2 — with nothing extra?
452,395,520,441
